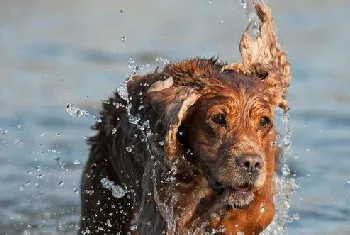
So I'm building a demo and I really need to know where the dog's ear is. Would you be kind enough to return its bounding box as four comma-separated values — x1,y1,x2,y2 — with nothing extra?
223,2,291,111
147,77,204,161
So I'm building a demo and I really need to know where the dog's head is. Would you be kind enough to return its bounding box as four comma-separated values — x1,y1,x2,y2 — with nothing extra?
147,66,284,208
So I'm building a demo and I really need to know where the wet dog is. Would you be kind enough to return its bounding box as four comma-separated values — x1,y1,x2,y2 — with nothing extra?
79,3,290,235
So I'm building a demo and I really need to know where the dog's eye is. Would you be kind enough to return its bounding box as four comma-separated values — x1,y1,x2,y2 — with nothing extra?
260,116,271,127
211,114,226,126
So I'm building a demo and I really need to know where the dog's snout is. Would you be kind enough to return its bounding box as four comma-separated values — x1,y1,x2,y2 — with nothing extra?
237,155,264,171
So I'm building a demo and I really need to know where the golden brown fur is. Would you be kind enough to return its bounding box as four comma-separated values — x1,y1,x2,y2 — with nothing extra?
79,3,290,235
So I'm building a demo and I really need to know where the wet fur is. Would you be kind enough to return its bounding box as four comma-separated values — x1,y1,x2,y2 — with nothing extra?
80,59,275,234
79,3,290,235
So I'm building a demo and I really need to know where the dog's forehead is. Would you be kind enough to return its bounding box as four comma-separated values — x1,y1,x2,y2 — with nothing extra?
198,88,271,113
197,72,273,110
216,71,265,92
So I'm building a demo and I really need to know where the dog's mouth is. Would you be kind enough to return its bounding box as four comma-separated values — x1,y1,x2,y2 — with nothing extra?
210,181,253,193
209,180,255,208
231,184,253,193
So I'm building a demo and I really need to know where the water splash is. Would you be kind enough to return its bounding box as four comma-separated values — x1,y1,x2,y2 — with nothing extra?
66,103,101,122
156,57,170,65
125,57,151,77
114,60,175,232
261,111,298,235
240,0,269,37
66,103,89,117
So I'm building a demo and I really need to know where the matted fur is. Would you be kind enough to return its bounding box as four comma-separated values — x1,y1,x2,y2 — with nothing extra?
79,2,290,235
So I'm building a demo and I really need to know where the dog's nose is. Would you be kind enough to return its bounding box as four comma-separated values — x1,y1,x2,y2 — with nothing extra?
237,155,264,171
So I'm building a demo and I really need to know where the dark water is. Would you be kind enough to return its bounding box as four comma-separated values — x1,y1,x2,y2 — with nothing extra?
1,0,350,234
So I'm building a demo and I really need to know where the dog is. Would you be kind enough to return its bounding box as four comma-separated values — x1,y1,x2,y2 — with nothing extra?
79,2,290,235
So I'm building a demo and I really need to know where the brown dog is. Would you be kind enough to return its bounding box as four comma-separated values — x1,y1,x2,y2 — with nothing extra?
79,3,290,235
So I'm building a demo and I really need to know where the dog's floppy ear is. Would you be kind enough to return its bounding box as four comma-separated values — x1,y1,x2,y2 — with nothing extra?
147,77,204,161
224,2,291,111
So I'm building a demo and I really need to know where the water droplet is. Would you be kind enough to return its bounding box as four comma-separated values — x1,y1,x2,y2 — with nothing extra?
156,57,170,65
73,160,81,165
56,133,60,137
35,164,41,172
121,36,126,42
120,9,124,14
126,147,133,153
130,224,137,231
112,185,125,198
101,178,113,189
1,129,8,135
112,128,118,135
81,229,91,235
260,203,265,213
281,164,290,177
73,188,79,193
304,123,308,127
287,213,301,222
59,181,64,186
15,139,22,144
240,0,247,9
129,57,135,64
17,124,21,129
66,103,89,118
84,189,94,196
37,174,44,178
35,183,40,188
40,133,45,137
347,180,350,184
106,219,112,227
100,178,126,198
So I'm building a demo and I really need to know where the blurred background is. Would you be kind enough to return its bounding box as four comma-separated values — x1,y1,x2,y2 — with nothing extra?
0,0,349,234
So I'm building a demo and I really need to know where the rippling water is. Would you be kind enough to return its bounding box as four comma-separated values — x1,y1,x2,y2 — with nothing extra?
1,0,350,234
